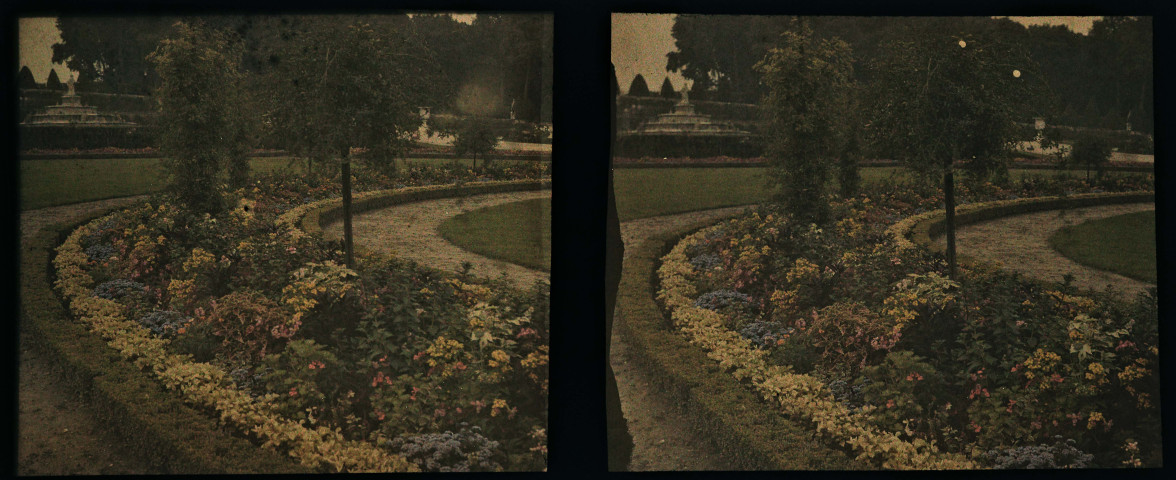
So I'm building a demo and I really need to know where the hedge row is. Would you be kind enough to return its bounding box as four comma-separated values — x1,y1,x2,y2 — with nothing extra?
614,218,861,470
888,191,1156,254
21,205,310,474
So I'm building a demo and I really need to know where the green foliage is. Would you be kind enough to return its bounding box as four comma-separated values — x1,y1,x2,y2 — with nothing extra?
755,26,856,225
867,25,1043,181
262,19,438,163
54,17,177,93
1068,134,1112,180
149,21,254,215
453,119,501,164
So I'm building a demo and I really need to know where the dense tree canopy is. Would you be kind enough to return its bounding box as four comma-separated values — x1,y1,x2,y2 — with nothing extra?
54,16,178,93
666,15,1152,132
50,14,553,123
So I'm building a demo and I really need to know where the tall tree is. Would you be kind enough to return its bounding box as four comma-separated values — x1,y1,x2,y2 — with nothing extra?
262,18,439,268
868,23,1040,279
148,21,253,215
627,73,651,96
755,24,855,225
659,77,676,98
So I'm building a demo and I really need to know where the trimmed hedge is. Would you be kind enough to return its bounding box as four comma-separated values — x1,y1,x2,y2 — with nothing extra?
890,192,1155,254
21,205,311,474
614,218,862,470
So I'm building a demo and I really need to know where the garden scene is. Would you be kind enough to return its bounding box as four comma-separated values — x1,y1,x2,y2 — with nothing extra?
19,14,551,474
609,15,1157,470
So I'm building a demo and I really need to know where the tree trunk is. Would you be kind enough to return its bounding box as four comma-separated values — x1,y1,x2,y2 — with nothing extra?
943,169,957,280
341,151,355,269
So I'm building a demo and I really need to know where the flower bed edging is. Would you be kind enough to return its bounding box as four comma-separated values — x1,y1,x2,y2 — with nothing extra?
54,213,419,473
23,207,311,474
616,218,862,470
658,225,977,470
276,179,551,238
886,191,1155,253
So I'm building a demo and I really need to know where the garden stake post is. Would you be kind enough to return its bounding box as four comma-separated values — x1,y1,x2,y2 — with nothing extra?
342,149,355,269
943,167,957,280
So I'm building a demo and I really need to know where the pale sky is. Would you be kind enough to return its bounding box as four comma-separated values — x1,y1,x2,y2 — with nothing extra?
18,17,74,83
611,15,1103,95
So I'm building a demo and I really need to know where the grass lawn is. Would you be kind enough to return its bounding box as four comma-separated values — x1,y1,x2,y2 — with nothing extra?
1049,210,1156,283
19,157,304,211
613,166,1142,221
438,198,551,271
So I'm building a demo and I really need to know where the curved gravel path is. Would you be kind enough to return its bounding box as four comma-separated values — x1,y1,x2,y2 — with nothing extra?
19,195,156,475
937,203,1155,299
321,190,551,288
611,206,749,471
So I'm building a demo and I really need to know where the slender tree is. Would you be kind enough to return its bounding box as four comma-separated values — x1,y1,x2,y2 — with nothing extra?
755,25,855,225
262,18,438,268
149,21,253,215
868,25,1039,279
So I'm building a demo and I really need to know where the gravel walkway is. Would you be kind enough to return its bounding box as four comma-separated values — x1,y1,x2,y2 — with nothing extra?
611,206,749,471
19,195,156,475
321,190,551,288
939,203,1155,299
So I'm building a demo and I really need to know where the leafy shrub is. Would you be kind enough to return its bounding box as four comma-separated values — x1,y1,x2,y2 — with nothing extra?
855,351,947,441
204,290,295,362
800,301,898,374
689,253,723,272
137,310,189,338
169,318,220,363
981,436,1094,469
387,425,503,472
92,278,146,299
85,243,119,262
694,289,753,311
738,321,791,349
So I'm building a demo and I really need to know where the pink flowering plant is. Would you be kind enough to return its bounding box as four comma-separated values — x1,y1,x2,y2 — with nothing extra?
675,173,1158,467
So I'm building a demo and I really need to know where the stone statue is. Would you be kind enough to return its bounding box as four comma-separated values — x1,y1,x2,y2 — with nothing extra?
66,74,76,96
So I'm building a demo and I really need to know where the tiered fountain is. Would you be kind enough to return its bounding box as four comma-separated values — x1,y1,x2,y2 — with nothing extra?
21,76,143,150
616,89,758,158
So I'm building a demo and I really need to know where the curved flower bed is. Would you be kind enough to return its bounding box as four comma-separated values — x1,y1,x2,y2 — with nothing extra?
53,165,550,472
656,174,1159,469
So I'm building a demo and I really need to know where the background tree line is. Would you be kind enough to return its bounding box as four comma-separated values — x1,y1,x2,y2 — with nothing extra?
49,14,553,123
665,15,1151,133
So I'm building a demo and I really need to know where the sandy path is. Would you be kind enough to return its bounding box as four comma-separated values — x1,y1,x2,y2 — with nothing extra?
19,195,157,475
321,190,551,288
939,203,1155,298
611,206,749,471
